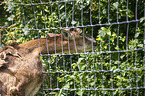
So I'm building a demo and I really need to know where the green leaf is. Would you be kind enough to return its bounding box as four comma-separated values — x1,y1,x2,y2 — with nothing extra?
137,44,143,48
77,90,83,96
113,2,119,9
140,17,145,23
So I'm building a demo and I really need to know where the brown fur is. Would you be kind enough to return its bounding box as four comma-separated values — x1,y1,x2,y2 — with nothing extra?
0,28,96,96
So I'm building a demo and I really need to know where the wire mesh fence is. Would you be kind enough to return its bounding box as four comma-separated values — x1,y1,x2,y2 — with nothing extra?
0,0,145,95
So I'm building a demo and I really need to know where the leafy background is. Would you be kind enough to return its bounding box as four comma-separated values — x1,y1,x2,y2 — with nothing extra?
0,0,145,95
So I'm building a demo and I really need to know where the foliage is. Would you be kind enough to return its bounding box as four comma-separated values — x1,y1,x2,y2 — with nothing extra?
0,0,144,96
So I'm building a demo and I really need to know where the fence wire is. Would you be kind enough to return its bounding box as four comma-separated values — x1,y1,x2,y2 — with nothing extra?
0,0,145,96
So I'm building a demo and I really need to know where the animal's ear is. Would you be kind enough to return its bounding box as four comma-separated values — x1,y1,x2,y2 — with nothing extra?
0,46,21,60
0,45,22,68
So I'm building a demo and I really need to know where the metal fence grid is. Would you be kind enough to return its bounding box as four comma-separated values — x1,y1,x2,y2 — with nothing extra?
0,0,145,96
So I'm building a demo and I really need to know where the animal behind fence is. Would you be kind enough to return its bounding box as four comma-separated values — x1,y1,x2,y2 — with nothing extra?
0,28,95,96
